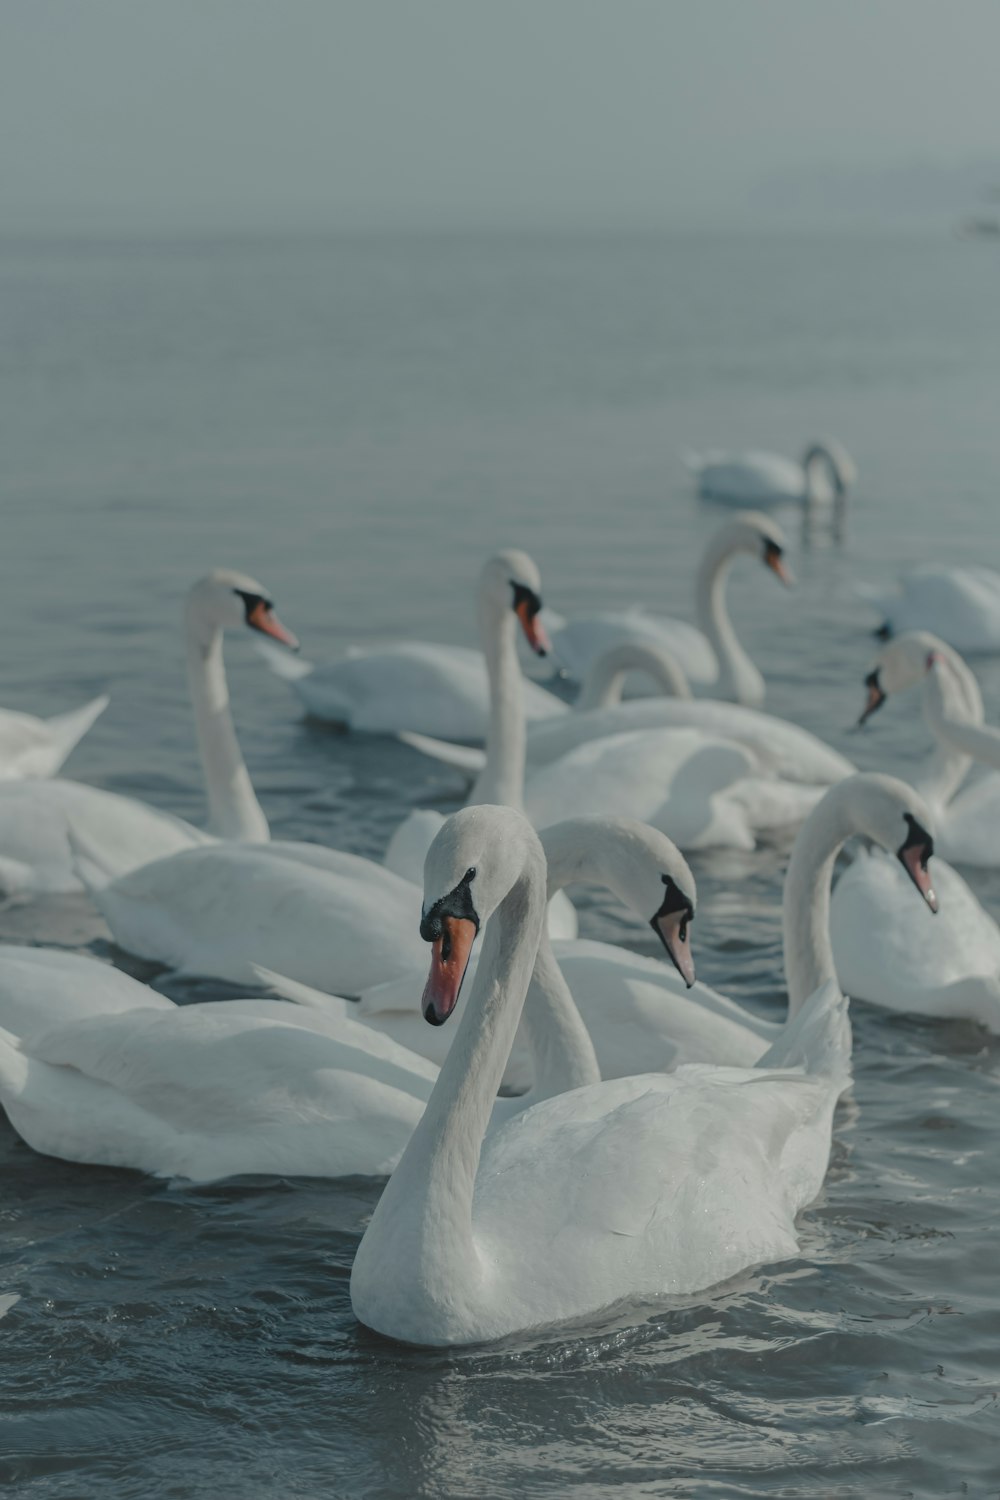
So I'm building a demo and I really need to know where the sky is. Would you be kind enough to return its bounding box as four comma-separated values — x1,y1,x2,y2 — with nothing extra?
2,0,999,233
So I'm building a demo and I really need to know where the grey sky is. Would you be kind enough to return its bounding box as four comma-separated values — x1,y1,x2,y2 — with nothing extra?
3,0,999,232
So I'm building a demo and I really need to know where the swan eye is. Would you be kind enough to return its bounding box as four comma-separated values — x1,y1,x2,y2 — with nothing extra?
464,866,477,883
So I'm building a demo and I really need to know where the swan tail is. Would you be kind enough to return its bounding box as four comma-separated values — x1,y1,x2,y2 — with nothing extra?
397,730,486,774
251,637,314,682
43,693,110,771
757,979,851,1085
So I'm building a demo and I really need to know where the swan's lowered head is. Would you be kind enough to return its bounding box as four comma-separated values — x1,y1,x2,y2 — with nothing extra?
857,631,965,725
539,817,697,986
478,550,550,657
420,805,545,1025
847,773,938,913
185,569,299,654
801,439,857,500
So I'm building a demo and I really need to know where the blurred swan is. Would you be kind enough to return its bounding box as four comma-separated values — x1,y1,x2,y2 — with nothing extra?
546,514,792,707
0,694,109,780
856,564,1000,652
687,439,856,515
0,571,298,894
350,804,853,1348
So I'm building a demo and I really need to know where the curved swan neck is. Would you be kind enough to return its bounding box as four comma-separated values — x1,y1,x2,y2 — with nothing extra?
184,603,269,842
516,930,600,1102
357,838,547,1328
469,600,525,809
783,785,858,1015
921,656,1000,785
577,642,691,710
694,532,764,707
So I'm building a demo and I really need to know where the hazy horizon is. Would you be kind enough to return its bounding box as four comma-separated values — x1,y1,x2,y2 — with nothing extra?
4,0,1000,235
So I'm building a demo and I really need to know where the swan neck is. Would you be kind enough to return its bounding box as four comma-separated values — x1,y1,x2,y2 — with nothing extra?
694,538,764,707
470,604,525,809
517,929,601,1102
921,660,1000,783
782,790,853,1014
357,844,547,1326
184,608,269,842
577,643,690,710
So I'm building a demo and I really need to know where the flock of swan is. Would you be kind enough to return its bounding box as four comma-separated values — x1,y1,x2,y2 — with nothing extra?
5,472,1000,1347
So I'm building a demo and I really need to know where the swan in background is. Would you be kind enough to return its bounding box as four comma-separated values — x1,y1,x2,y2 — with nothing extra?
0,571,299,895
258,553,566,742
856,632,1000,865
0,694,109,780
404,638,854,788
546,513,792,707
856,564,1000,652
351,804,852,1348
354,775,938,1089
687,439,856,516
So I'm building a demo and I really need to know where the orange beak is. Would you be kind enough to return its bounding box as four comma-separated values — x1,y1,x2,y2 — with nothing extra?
654,909,696,988
515,599,551,657
899,842,938,913
764,548,794,587
247,600,299,651
422,916,478,1025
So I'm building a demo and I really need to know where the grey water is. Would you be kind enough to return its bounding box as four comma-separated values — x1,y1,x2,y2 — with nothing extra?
2,230,1000,1497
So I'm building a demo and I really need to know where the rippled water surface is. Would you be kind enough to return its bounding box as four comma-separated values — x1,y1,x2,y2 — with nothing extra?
2,231,1000,1496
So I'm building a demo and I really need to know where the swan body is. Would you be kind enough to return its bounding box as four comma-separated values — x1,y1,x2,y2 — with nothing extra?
0,952,439,1182
830,852,1000,1030
858,633,1000,867
548,514,791,707
0,695,109,780
0,571,298,894
83,840,429,997
351,805,851,1347
689,440,856,510
858,565,1000,653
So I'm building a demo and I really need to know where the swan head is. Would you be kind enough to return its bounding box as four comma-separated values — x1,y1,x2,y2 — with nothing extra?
540,817,697,987
479,550,550,657
186,569,299,651
726,513,793,587
419,805,543,1025
857,631,951,725
845,772,938,913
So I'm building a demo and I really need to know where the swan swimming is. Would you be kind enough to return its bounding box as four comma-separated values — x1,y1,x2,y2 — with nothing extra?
857,564,1000,653
545,513,791,707
687,439,856,517
0,570,298,894
350,804,855,1348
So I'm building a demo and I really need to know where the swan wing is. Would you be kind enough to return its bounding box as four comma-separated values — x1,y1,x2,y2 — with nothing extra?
694,451,805,504
549,614,719,687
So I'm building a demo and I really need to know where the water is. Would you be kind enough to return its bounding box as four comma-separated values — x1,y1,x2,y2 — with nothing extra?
2,231,1000,1496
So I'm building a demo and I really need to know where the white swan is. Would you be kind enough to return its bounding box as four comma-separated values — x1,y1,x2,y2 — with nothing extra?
688,439,856,514
546,514,791,707
855,632,1000,866
0,694,109,780
0,821,695,1177
404,638,854,789
0,946,439,1181
857,564,1000,653
350,804,852,1348
259,555,566,742
0,571,298,894
355,775,939,1086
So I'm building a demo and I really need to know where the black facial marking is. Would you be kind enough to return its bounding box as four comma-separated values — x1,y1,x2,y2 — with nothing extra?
898,812,934,868
858,668,887,727
511,581,542,619
874,622,892,642
763,539,784,565
649,873,695,947
233,588,274,623
420,868,480,944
